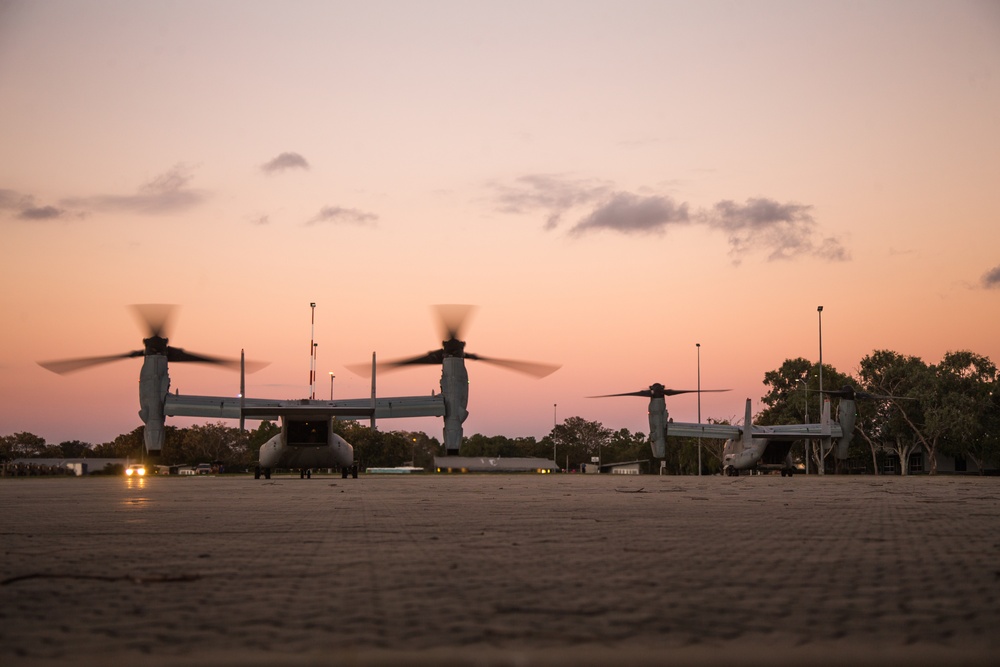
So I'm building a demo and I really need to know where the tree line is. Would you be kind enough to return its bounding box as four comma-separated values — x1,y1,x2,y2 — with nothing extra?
3,348,997,475
0,415,724,474
755,349,998,474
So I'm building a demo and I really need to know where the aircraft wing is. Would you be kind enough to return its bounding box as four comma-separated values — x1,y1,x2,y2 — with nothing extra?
164,394,446,421
749,423,844,440
664,421,742,440
664,421,843,441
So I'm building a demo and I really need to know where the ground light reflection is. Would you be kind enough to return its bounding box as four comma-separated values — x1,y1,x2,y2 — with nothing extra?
124,476,147,492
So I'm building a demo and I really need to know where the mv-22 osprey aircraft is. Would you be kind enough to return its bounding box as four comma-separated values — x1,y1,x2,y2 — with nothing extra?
593,383,862,475
347,304,561,455
39,304,557,477
38,305,447,479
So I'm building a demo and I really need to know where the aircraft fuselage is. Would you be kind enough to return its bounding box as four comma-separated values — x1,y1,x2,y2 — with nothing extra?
258,433,354,470
722,436,795,475
255,415,356,478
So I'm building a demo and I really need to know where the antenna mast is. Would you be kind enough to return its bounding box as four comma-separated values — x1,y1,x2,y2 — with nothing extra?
309,302,317,400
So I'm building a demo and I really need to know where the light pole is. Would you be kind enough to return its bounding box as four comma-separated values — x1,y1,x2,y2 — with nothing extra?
697,343,702,477
309,302,317,400
312,343,318,399
553,403,557,465
817,305,824,474
799,375,810,474
329,372,335,400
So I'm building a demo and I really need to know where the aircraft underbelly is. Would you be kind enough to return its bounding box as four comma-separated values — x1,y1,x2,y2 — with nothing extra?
259,441,352,469
760,440,793,466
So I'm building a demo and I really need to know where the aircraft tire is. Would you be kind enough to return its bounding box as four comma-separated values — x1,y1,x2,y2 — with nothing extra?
352,464,359,479
254,466,261,480
264,468,271,480
341,466,349,479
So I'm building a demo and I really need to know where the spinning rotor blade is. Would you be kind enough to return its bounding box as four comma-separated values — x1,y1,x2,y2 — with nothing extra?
38,303,269,375
821,385,916,401
346,304,560,380
345,351,443,376
465,354,561,378
589,385,730,399
130,303,176,339
388,350,446,367
38,351,143,375
434,304,476,342
165,347,269,373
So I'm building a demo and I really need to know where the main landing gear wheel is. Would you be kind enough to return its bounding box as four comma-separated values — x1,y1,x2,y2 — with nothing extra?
254,466,261,480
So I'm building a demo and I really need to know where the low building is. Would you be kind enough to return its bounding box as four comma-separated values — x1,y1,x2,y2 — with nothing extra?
6,458,129,476
433,456,559,473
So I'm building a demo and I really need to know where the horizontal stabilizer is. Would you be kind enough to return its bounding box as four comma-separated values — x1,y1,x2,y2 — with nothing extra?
165,393,445,421
661,421,742,440
242,405,375,419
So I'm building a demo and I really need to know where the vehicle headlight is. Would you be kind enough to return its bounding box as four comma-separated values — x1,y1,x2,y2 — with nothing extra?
136,467,145,476
125,468,134,476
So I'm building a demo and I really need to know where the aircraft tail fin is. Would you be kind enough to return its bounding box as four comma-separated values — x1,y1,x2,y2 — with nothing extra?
820,396,838,458
821,397,832,437
240,349,246,433
742,398,754,445
370,352,377,430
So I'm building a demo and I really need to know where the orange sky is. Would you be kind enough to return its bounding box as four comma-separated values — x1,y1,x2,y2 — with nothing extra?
2,1,998,446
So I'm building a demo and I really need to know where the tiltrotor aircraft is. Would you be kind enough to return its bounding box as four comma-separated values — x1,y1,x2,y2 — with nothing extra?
348,304,560,455
38,305,445,478
593,383,864,476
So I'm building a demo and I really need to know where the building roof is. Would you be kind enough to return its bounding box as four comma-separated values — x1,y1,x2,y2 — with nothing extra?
433,456,559,473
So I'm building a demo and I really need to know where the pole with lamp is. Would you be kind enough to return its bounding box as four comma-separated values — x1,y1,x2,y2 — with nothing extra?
553,403,557,466
696,343,702,477
329,372,335,401
309,302,317,400
817,305,824,474
799,375,810,474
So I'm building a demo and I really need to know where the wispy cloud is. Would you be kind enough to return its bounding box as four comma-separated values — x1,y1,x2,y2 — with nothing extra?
18,205,64,221
0,189,31,210
700,198,849,263
306,206,378,227
982,264,1000,289
61,164,207,215
261,152,310,174
1,189,67,222
489,174,612,230
489,174,849,263
568,192,689,236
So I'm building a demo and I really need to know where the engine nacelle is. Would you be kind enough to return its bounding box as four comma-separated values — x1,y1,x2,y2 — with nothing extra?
835,398,857,460
441,356,470,453
648,396,667,458
138,354,169,452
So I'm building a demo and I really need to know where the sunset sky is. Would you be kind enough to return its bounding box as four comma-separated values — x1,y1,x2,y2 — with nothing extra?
2,0,998,447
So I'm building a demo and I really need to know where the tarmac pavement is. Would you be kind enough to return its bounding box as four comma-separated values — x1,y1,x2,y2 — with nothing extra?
1,473,997,666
